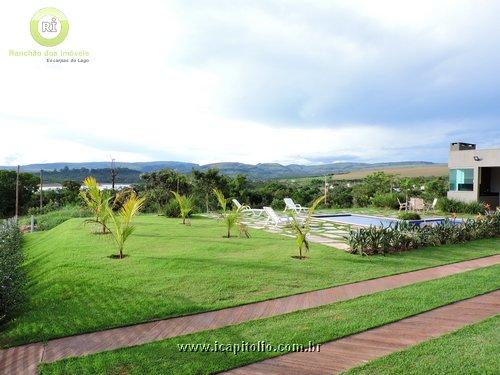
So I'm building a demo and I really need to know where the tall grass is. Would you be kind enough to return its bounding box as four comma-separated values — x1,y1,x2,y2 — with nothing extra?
19,205,91,231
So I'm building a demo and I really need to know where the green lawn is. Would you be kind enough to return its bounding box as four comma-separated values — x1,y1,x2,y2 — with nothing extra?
1,215,498,348
346,315,499,375
38,265,500,375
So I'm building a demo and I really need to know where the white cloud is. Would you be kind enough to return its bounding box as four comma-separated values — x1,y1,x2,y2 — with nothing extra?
0,0,499,166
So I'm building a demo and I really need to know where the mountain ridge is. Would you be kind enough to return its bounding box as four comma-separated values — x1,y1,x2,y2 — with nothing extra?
0,160,441,180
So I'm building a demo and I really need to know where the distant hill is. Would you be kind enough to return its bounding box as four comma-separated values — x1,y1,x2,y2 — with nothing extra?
0,160,439,181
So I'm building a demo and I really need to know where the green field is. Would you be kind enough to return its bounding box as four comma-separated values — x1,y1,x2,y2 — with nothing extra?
346,315,499,375
331,164,448,180
1,215,498,348
39,266,500,375
283,164,448,183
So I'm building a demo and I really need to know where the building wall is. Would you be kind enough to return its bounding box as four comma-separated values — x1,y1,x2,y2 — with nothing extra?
448,148,500,169
447,190,477,203
448,147,500,203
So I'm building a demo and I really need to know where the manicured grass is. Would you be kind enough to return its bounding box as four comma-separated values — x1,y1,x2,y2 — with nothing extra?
346,315,499,375
1,215,498,347
38,265,500,375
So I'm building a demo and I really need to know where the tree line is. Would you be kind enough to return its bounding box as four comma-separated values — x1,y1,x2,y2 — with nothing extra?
0,167,451,219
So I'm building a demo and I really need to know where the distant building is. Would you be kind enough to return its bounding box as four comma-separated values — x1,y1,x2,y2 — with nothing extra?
448,142,500,208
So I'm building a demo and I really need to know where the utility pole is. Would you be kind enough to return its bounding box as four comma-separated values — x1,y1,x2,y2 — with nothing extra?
40,169,44,209
324,175,328,204
15,165,20,221
110,158,117,192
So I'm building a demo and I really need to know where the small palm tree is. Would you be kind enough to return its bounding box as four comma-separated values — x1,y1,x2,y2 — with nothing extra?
289,196,324,259
213,188,238,238
80,176,111,234
106,192,145,259
171,191,194,225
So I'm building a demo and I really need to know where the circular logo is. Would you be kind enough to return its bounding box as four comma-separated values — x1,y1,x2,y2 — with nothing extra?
30,8,69,47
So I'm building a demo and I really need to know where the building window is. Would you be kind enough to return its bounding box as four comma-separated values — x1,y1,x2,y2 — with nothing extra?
449,169,474,191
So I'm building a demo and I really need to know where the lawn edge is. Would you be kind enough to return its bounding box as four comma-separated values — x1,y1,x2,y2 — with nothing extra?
3,249,498,349
38,284,500,371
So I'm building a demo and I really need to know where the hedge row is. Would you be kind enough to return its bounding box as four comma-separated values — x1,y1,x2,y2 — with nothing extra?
0,220,25,323
348,211,500,255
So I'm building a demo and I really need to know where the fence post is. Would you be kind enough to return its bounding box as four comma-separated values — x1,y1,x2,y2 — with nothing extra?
30,215,35,233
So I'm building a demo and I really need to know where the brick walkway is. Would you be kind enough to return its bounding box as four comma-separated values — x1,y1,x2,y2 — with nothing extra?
224,290,500,375
1,254,499,375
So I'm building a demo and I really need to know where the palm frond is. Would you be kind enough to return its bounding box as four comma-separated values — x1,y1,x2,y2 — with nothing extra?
213,188,227,212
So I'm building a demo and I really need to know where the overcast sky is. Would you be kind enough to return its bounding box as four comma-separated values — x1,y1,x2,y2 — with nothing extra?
1,0,499,166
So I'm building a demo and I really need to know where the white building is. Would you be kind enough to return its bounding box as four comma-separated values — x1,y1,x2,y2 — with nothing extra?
448,142,500,208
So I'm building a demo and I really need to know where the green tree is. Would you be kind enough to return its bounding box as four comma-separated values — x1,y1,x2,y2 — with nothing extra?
327,184,353,208
60,180,82,205
140,169,190,213
228,174,250,203
193,169,228,213
423,177,448,201
0,170,39,218
397,177,421,206
364,172,395,194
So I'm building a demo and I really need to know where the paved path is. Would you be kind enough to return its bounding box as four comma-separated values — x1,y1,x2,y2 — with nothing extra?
224,290,500,374
1,254,499,374
242,214,351,250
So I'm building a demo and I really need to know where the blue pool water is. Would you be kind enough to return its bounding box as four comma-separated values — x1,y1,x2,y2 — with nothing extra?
316,214,397,228
314,214,463,228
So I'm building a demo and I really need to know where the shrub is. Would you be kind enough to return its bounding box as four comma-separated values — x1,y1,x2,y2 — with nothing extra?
371,193,401,209
462,201,487,215
437,198,486,214
164,199,181,218
437,197,463,213
27,201,59,215
271,198,285,210
0,220,25,323
106,192,145,259
171,191,194,224
351,183,373,207
347,211,499,255
213,189,238,238
398,212,421,220
20,205,91,231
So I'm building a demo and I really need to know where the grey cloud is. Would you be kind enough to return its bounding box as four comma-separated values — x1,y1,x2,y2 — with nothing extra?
169,0,500,135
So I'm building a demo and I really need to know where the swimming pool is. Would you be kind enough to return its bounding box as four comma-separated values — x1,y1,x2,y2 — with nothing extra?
314,214,463,228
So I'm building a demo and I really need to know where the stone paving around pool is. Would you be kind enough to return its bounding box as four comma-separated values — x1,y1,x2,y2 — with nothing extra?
206,213,352,251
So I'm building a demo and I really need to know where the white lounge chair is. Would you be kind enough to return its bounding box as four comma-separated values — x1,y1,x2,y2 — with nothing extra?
283,198,308,214
397,198,408,211
425,198,438,212
263,207,294,227
232,199,263,216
